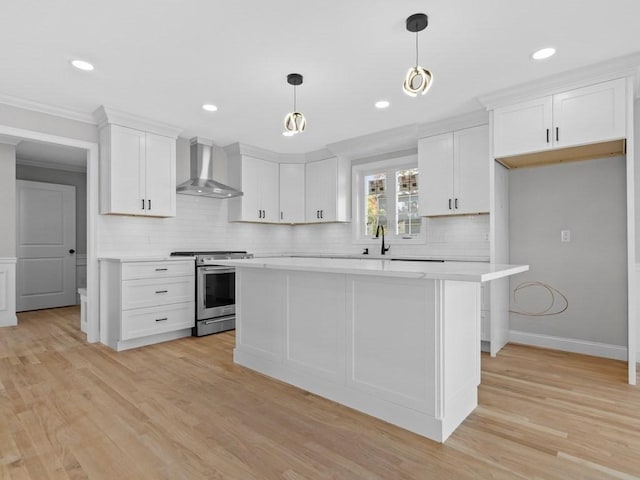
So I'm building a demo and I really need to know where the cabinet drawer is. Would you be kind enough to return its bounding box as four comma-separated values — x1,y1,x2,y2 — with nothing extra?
121,303,194,340
122,261,193,280
122,276,194,310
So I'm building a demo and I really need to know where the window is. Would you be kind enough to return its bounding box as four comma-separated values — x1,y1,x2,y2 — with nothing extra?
353,156,424,244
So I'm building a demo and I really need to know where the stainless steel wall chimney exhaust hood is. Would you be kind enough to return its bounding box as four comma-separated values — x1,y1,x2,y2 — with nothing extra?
176,138,243,198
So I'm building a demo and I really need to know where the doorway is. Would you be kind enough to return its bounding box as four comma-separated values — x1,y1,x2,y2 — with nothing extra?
16,180,77,311
0,125,99,343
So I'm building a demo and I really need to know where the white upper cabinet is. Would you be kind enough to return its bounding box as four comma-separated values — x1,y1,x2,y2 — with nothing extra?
493,78,626,158
419,124,489,217
100,124,176,217
228,155,280,223
305,156,350,223
493,97,553,158
144,133,177,216
552,79,626,148
279,163,305,223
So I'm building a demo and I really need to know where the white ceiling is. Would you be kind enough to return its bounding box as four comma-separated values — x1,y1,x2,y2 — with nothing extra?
16,141,87,170
1,1,639,154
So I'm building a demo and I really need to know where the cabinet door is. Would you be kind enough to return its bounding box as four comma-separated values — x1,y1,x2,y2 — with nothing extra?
144,133,176,217
418,133,454,216
454,125,489,215
493,96,553,158
279,163,305,223
109,125,145,215
553,78,626,149
306,158,337,222
259,159,280,223
240,156,262,221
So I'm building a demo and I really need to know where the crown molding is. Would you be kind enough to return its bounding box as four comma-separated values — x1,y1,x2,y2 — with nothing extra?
326,123,419,162
223,142,287,163
16,157,86,173
416,110,488,138
0,134,22,146
304,148,334,162
0,93,95,124
93,106,183,138
478,52,640,109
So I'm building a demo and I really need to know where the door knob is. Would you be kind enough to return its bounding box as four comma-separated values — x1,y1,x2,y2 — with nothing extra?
69,249,75,254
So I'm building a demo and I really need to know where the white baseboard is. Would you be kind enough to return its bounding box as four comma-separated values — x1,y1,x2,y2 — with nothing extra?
509,330,631,362
0,258,17,327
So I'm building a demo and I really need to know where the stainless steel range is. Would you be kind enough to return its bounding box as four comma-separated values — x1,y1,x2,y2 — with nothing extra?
170,251,252,336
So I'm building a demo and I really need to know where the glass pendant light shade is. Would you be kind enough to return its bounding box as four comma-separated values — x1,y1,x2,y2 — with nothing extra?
403,13,432,97
283,73,306,135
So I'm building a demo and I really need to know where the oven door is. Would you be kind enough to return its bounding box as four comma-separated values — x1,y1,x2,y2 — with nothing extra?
197,266,236,320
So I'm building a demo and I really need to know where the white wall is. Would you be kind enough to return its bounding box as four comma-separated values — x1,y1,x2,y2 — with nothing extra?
0,143,16,256
0,143,17,326
0,104,97,143
509,156,627,347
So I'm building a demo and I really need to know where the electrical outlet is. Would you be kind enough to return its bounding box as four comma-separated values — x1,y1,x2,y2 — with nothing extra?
561,230,571,242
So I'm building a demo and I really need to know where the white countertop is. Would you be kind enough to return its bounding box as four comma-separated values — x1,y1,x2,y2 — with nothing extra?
214,256,528,282
99,256,195,262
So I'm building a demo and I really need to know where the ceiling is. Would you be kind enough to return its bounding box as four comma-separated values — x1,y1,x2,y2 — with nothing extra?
16,141,87,170
1,1,639,154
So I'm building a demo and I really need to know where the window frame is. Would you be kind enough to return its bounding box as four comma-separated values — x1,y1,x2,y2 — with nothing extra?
351,155,426,245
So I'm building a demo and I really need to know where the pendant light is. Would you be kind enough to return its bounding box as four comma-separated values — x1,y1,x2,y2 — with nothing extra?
402,13,433,97
283,73,306,136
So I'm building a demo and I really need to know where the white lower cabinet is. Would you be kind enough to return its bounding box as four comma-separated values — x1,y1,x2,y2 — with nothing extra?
100,258,195,351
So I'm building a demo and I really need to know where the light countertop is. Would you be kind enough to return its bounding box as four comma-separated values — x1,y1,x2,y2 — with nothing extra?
99,256,195,262
213,256,528,282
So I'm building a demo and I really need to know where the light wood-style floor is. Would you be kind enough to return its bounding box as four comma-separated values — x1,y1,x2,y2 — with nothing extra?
1,307,640,479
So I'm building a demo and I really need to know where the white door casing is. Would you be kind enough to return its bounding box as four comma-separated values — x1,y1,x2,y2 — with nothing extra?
16,180,76,311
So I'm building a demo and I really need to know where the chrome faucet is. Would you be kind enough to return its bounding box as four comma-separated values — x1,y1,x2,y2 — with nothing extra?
375,225,390,255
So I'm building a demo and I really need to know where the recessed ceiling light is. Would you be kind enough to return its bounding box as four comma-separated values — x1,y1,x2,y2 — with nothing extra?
531,47,556,60
71,59,94,71
375,100,390,109
202,104,218,112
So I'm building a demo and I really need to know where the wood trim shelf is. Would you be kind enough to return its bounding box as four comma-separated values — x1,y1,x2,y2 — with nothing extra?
496,139,626,170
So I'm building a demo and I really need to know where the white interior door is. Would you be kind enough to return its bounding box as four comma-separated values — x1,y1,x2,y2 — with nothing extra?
16,180,76,311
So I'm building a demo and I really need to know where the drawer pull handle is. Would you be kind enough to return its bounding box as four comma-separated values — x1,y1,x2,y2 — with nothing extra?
155,268,168,271
155,290,168,294
155,317,168,322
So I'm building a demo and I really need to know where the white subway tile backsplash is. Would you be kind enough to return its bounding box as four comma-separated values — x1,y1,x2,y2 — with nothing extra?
98,196,489,260
98,195,294,256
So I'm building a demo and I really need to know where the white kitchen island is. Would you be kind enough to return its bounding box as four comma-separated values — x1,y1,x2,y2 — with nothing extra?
215,257,528,442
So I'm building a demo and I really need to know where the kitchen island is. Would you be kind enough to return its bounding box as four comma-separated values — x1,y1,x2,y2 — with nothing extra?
214,257,528,442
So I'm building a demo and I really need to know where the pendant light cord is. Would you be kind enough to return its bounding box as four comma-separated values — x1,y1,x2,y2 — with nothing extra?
293,85,297,111
415,31,419,67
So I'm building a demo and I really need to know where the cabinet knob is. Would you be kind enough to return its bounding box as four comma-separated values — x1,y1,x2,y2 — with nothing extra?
69,249,75,254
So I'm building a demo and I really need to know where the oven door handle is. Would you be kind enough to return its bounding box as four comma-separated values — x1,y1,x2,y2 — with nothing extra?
199,266,235,274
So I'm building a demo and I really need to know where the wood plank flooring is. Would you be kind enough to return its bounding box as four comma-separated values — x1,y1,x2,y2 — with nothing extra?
1,306,640,479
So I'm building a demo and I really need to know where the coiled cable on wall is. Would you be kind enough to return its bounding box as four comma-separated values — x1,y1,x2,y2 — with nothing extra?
509,281,569,316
